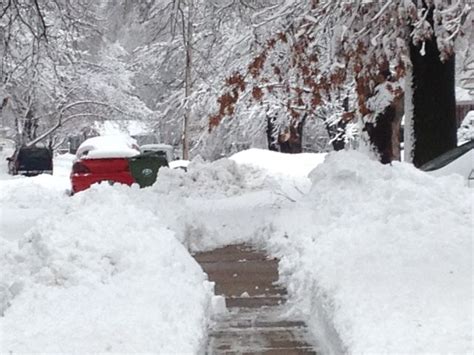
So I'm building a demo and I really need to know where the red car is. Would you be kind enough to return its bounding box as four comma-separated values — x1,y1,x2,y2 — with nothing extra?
70,136,140,194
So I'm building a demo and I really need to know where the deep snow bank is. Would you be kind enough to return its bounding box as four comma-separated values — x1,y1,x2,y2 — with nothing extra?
230,148,326,178
266,150,472,353
148,151,324,251
154,156,273,198
0,183,213,353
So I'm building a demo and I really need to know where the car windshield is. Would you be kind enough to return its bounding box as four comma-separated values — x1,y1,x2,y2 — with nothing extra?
420,140,474,171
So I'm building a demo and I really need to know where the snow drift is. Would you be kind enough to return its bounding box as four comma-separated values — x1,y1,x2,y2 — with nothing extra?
266,150,472,353
0,183,213,353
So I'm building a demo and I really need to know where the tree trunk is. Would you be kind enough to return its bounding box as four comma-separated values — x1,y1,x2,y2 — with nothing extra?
409,5,457,167
365,106,395,164
278,116,305,153
391,94,404,162
365,95,404,164
266,116,279,151
266,116,305,153
325,121,345,151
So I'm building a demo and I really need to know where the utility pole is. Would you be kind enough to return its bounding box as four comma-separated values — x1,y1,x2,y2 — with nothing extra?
182,0,193,160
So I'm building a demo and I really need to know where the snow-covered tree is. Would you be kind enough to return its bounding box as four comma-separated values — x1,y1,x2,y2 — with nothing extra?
210,0,471,164
0,0,152,147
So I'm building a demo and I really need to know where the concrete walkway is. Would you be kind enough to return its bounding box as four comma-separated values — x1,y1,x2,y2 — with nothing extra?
194,244,319,354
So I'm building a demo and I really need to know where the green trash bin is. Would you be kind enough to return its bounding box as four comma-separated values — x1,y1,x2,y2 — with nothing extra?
129,152,169,188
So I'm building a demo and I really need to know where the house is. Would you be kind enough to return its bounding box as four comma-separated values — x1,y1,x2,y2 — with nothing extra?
456,87,474,127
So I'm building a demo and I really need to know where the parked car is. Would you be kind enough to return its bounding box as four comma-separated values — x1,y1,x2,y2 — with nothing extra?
140,144,174,163
7,145,53,176
70,136,140,194
70,135,169,193
420,140,474,187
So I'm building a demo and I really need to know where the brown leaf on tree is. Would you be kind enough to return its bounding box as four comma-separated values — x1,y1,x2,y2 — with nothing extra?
267,38,277,49
311,92,321,107
330,69,345,86
290,109,300,119
209,114,222,130
249,52,267,78
342,111,355,123
252,86,264,101
294,87,304,96
217,91,239,116
226,72,246,91
353,61,363,74
394,61,405,79
356,40,367,55
308,53,318,62
293,41,307,55
301,65,310,77
277,32,287,43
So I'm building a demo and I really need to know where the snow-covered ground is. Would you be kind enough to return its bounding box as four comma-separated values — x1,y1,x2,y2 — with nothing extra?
0,148,472,354
0,154,213,353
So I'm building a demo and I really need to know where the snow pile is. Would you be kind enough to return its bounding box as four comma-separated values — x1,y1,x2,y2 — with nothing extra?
153,156,272,198
456,86,474,102
230,148,326,178
0,184,213,353
53,153,75,177
267,150,472,353
0,174,69,206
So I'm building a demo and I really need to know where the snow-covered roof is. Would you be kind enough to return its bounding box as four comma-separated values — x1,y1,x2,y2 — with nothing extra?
76,135,140,159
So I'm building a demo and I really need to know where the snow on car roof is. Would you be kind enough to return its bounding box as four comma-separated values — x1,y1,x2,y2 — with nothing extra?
76,135,140,159
140,144,173,151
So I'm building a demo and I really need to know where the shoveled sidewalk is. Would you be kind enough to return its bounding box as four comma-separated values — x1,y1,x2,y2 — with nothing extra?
194,244,319,354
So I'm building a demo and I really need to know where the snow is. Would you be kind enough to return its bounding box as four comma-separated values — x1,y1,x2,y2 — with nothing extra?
0,147,472,354
76,135,140,159
94,120,151,136
267,151,472,353
0,157,213,353
169,159,190,170
230,148,326,178
456,86,474,103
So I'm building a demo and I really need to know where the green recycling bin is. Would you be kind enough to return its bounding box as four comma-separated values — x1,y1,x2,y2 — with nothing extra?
129,152,169,188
